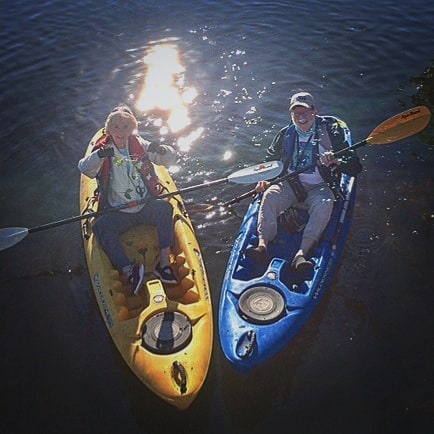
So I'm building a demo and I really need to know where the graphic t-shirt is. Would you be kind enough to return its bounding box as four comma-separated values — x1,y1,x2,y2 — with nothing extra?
108,142,148,212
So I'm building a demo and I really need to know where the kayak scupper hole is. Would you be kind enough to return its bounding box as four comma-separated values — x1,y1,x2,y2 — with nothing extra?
289,282,309,294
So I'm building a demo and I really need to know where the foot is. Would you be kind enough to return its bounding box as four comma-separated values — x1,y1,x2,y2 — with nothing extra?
124,263,145,295
154,262,178,285
245,245,269,264
291,255,313,274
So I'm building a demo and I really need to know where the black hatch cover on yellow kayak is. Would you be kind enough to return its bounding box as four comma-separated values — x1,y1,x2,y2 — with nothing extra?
238,286,285,324
142,312,192,354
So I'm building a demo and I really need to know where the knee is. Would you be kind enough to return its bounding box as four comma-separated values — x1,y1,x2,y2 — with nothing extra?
157,200,173,219
261,189,280,211
92,217,103,236
162,200,173,214
311,195,333,211
154,200,174,224
262,187,280,202
92,216,113,238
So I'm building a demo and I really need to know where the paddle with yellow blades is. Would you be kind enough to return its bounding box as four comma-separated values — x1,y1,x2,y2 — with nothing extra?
0,160,283,251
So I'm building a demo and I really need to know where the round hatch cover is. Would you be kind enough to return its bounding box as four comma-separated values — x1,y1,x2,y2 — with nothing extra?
239,286,285,324
142,311,192,354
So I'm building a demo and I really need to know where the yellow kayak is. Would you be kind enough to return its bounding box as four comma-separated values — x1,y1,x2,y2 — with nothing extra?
79,129,213,410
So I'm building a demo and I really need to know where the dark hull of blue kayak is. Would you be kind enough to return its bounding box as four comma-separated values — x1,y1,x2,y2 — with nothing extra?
218,174,357,373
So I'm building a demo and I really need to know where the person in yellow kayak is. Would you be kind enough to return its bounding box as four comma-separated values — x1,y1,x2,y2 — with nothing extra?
246,92,362,273
78,105,178,294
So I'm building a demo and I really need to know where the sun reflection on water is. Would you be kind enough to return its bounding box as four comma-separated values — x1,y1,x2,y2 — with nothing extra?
135,42,202,152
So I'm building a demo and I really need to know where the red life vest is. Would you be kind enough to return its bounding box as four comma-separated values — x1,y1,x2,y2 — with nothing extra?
92,132,161,209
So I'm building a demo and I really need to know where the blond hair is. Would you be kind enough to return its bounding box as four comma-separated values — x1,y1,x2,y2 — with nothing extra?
104,105,138,134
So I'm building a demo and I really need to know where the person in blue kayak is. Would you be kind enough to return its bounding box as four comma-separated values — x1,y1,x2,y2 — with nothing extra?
78,105,178,294
246,92,362,273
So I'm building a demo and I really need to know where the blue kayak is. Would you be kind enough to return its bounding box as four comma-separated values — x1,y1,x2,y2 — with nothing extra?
218,126,357,373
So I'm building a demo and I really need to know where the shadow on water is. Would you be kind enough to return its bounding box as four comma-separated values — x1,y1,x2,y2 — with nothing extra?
216,290,334,431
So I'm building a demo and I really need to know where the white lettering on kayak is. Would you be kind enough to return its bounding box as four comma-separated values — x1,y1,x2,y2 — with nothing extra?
94,274,114,328
194,248,210,302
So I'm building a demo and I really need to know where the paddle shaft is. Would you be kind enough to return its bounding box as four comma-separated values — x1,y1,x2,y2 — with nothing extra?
222,138,366,207
276,137,367,182
0,159,284,252
28,176,233,234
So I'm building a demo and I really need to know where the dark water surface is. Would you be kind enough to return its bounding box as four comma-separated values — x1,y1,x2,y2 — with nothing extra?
1,1,433,433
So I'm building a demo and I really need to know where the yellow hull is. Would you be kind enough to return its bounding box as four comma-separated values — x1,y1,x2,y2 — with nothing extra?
79,130,213,410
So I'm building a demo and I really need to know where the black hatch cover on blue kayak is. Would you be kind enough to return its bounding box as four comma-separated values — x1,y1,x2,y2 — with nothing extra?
142,311,192,354
238,286,285,324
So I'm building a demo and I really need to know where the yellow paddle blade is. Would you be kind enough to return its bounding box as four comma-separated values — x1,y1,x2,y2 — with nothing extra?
366,106,431,145
184,203,215,213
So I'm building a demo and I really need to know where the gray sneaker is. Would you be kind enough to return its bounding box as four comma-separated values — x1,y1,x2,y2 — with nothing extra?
154,262,177,285
126,263,145,295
